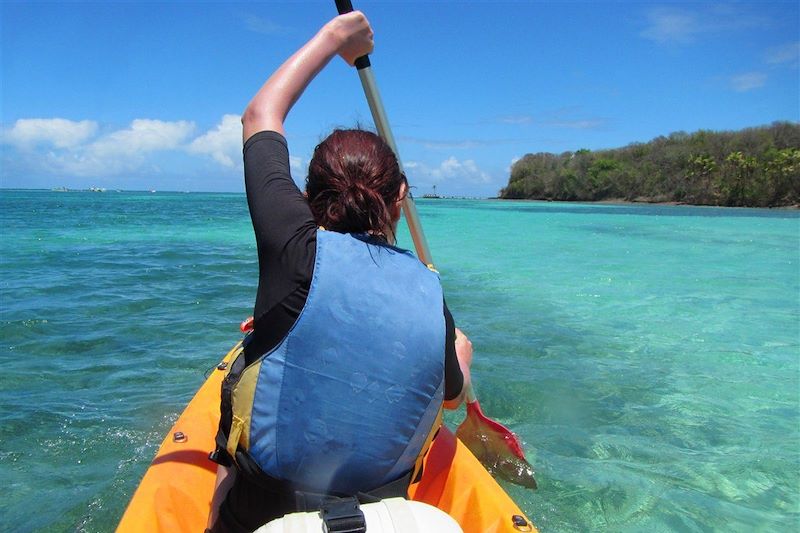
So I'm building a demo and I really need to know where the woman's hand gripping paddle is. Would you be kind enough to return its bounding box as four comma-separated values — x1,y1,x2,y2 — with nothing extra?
333,0,536,489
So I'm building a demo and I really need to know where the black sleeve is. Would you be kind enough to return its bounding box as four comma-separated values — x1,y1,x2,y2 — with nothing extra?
243,131,317,349
443,300,464,401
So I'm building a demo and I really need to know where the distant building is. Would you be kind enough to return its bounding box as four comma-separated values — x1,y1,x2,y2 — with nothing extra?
422,185,440,199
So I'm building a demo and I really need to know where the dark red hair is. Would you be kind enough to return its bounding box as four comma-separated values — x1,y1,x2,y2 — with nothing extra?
306,129,405,236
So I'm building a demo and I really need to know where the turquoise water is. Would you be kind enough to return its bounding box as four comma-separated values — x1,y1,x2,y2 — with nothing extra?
1,190,798,531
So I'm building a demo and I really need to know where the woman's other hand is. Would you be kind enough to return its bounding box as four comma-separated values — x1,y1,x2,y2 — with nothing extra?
454,328,473,371
444,327,473,410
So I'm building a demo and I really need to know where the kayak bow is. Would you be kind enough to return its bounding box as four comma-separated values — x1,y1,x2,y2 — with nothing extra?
117,343,535,533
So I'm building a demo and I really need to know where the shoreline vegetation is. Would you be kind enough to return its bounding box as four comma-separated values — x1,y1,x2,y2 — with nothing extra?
499,122,800,208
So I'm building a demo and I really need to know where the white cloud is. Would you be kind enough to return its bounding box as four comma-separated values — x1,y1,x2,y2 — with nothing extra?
289,155,304,175
765,41,800,66
188,114,241,167
498,115,534,125
3,118,98,149
640,6,769,45
730,72,767,92
407,156,492,185
89,119,195,158
432,140,486,149
38,151,116,178
499,107,606,130
243,14,289,35
3,117,197,178
399,136,501,150
547,119,605,130
640,8,700,44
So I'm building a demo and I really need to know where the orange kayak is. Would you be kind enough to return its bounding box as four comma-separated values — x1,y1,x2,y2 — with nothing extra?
117,342,536,533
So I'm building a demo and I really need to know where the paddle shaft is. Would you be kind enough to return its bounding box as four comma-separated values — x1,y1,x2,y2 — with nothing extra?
334,0,433,268
466,386,477,403
333,4,530,480
334,0,482,405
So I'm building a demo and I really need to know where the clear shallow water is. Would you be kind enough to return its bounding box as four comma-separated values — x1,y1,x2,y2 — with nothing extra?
1,190,798,531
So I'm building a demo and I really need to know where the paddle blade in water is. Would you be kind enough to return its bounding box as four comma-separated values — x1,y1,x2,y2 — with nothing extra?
455,400,538,489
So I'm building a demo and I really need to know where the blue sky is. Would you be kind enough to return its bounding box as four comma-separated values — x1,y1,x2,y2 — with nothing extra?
2,1,798,197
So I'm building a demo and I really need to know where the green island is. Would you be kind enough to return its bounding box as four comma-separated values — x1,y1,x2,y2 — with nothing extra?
500,122,800,207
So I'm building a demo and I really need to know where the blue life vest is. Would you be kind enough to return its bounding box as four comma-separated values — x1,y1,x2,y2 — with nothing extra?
224,230,445,495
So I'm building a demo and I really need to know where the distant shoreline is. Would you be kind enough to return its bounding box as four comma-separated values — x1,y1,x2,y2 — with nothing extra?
500,123,800,209
495,195,800,210
489,197,800,210
3,188,798,209
590,198,799,209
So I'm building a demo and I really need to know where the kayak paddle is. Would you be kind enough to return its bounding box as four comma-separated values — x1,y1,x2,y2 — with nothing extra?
455,386,537,489
333,0,432,266
333,0,536,490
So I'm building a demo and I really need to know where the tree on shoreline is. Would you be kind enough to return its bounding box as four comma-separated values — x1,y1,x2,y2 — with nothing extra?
500,122,800,207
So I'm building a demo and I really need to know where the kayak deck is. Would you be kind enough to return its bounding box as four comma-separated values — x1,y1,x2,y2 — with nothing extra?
117,344,536,533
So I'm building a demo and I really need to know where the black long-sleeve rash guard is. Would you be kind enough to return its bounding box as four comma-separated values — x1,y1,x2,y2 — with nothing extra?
242,131,464,401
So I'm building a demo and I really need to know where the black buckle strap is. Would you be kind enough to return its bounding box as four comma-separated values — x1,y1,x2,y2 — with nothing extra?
208,447,232,467
319,497,366,533
293,490,331,511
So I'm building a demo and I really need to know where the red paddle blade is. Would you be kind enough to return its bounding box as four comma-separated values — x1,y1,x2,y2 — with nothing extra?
455,400,538,490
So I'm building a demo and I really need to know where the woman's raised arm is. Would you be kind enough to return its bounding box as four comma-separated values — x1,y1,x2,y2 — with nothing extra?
241,11,374,142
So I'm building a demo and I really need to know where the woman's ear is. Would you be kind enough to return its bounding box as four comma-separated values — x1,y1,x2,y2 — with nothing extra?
391,181,407,222
397,180,408,202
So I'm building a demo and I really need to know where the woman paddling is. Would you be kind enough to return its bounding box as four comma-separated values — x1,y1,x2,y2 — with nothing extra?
208,12,473,532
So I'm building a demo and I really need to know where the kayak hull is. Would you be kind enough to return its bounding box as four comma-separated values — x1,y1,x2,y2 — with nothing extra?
117,344,535,533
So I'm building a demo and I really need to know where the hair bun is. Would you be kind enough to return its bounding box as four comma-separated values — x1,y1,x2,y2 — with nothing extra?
335,180,382,232
306,129,404,236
